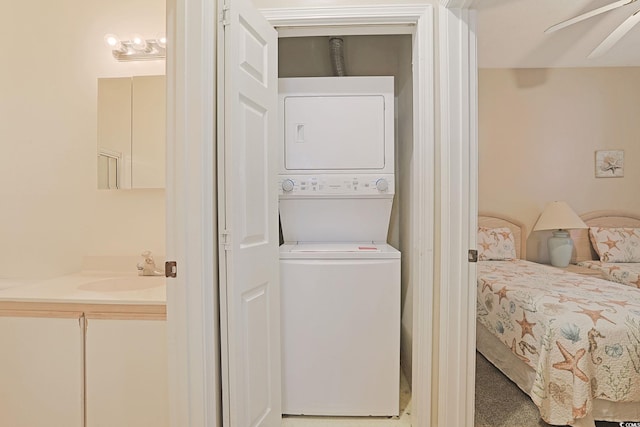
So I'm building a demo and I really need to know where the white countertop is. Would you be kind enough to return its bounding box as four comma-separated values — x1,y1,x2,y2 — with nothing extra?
0,271,166,306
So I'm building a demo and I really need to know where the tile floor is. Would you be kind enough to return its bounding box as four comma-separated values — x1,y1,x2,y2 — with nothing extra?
281,371,412,427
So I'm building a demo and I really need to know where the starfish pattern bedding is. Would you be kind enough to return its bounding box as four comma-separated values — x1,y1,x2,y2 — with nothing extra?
477,260,640,425
577,260,640,289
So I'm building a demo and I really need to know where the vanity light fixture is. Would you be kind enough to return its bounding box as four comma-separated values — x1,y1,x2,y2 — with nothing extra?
104,33,166,62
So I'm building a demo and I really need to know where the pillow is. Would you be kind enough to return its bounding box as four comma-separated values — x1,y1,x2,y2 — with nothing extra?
588,227,640,262
478,227,516,261
570,228,599,263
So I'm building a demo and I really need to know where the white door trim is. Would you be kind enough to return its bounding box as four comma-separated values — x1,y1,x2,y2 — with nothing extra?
261,4,429,26
262,6,434,427
166,0,219,426
435,4,478,427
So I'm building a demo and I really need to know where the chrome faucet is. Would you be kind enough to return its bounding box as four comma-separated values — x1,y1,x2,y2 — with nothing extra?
137,251,164,276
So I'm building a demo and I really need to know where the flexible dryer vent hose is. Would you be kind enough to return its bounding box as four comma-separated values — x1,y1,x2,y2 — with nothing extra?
329,37,346,77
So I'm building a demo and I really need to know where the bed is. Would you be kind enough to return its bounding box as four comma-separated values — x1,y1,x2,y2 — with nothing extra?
570,210,640,289
477,212,640,427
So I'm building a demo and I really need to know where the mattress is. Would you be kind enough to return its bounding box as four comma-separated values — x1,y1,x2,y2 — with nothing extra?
577,260,640,289
477,259,640,426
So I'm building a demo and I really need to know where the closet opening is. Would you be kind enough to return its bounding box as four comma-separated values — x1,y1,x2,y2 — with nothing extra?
277,31,415,426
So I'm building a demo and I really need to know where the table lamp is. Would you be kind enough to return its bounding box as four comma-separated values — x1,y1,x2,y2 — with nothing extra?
532,201,587,267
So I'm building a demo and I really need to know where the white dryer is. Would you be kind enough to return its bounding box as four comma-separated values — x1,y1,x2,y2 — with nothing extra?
278,76,400,416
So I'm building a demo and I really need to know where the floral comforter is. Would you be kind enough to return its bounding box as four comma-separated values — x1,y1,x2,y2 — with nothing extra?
477,260,640,425
577,260,640,289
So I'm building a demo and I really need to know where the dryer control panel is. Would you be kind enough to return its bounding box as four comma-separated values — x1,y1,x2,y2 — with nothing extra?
278,174,395,197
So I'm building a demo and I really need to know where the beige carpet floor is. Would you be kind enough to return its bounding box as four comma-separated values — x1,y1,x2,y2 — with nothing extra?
475,351,552,427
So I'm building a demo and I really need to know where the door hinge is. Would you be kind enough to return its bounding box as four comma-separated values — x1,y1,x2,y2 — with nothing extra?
468,249,478,263
165,261,177,278
220,230,231,251
220,5,230,27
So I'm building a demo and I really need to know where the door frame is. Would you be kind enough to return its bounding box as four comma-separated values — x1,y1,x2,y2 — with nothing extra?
261,6,434,427
166,1,478,426
435,4,479,426
166,0,219,425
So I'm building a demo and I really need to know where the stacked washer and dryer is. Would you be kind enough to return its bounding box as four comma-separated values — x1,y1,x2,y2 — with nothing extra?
278,76,401,417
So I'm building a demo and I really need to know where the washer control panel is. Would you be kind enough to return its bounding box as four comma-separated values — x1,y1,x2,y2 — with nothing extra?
278,174,395,196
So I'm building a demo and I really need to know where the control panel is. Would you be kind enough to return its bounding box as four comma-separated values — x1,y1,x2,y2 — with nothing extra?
278,174,395,196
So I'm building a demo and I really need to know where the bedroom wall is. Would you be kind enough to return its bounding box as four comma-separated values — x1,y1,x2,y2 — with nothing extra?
1,0,165,278
479,67,640,263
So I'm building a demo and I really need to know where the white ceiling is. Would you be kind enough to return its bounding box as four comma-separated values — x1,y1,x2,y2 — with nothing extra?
477,0,640,68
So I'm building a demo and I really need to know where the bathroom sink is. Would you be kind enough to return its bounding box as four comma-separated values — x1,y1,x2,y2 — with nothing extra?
78,276,165,292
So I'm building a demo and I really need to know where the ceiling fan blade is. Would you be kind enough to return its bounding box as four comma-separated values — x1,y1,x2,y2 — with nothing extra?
545,0,635,33
589,9,640,57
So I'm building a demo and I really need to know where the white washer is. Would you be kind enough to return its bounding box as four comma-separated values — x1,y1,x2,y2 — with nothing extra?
278,173,400,416
280,243,400,416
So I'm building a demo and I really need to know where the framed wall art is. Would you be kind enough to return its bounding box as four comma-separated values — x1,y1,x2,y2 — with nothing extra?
595,150,624,178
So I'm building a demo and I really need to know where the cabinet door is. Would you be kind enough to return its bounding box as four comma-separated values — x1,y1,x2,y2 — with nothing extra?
0,314,83,427
85,317,169,427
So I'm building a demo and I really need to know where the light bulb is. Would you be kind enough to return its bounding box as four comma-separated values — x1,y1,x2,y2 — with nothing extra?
156,34,167,49
131,34,147,50
104,34,122,51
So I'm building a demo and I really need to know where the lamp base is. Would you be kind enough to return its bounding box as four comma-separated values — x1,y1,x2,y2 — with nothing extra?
548,230,573,267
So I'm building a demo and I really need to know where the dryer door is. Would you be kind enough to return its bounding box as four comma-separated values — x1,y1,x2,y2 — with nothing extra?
283,94,386,171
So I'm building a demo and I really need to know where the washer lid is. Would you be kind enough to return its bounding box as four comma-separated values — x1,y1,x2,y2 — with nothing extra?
280,243,400,259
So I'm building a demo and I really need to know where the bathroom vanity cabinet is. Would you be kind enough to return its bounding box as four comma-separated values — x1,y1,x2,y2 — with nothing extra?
85,314,168,427
0,303,168,427
0,312,84,427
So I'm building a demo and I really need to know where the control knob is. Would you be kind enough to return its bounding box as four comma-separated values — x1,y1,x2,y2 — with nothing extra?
281,179,295,192
376,178,389,192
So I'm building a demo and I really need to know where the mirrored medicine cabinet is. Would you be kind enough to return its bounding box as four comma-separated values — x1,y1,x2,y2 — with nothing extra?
97,75,166,189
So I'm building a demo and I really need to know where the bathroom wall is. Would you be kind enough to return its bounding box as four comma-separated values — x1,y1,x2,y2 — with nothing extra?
0,0,165,278
479,67,640,262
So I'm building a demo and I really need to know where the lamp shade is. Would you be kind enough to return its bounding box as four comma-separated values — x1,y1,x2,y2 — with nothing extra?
532,201,587,231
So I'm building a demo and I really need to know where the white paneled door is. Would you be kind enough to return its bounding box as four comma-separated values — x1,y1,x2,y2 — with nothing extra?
218,0,280,426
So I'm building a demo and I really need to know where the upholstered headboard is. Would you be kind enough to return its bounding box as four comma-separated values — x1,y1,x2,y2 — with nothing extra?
571,210,640,263
478,212,527,259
